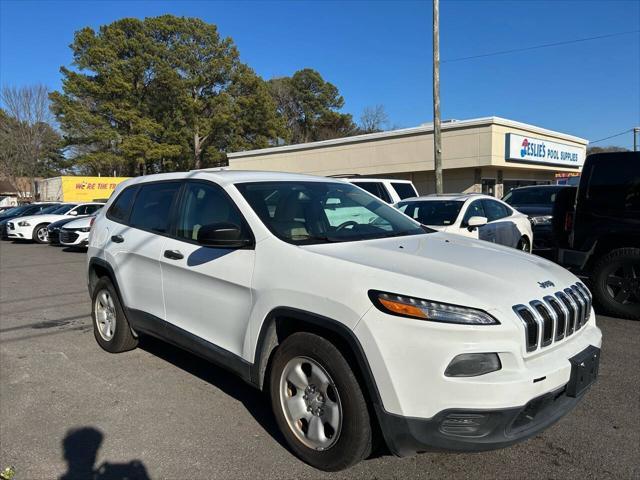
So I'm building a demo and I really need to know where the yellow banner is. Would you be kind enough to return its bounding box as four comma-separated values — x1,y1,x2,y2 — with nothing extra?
61,176,130,202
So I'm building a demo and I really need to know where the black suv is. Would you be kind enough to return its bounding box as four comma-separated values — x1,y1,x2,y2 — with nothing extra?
503,184,570,255
554,152,639,319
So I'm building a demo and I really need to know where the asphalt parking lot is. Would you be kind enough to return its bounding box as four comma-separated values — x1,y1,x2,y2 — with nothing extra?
0,241,638,479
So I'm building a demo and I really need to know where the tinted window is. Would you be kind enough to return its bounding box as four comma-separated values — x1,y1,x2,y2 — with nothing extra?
129,183,181,233
176,182,246,242
482,200,511,222
391,182,417,200
84,204,103,215
36,205,61,214
586,160,640,212
50,204,77,214
397,200,463,226
503,187,563,206
237,181,424,245
352,182,391,203
108,187,137,223
462,200,485,225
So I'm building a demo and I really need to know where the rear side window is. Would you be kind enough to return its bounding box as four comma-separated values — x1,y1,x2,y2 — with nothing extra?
391,182,417,200
586,160,640,212
482,200,511,222
129,182,181,233
352,182,391,203
108,187,138,223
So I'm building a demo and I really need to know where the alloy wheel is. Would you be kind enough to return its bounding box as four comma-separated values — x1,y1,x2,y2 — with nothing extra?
94,289,116,341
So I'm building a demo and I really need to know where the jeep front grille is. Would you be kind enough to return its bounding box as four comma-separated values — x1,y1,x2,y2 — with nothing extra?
513,283,592,353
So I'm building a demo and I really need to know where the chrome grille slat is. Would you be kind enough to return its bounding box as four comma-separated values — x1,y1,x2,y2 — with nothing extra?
512,283,592,353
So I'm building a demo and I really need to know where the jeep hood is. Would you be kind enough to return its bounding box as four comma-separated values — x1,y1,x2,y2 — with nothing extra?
303,232,579,312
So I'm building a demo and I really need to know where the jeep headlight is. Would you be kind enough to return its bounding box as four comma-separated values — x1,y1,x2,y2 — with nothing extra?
368,291,499,325
17,220,31,226
530,215,552,226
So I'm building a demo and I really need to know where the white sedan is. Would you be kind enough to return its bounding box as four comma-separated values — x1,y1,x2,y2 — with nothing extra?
395,193,534,252
59,214,96,248
7,202,104,243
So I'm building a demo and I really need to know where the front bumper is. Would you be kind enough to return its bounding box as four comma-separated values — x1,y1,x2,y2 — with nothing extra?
7,223,33,239
60,229,89,246
377,374,593,456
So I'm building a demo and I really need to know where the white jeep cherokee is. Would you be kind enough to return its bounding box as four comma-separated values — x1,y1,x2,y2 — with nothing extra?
87,171,602,471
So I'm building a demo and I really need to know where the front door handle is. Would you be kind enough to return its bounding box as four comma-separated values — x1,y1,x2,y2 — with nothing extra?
164,249,184,260
111,235,124,243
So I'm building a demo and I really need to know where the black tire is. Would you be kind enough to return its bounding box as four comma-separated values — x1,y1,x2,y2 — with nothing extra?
517,236,531,253
91,277,138,352
592,247,640,320
32,223,49,244
269,332,372,471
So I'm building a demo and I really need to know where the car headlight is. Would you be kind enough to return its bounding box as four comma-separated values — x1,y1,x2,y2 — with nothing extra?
17,221,31,226
368,291,499,325
80,227,91,232
530,215,552,226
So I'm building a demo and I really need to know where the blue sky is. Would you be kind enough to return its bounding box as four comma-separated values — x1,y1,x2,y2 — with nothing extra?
1,0,639,148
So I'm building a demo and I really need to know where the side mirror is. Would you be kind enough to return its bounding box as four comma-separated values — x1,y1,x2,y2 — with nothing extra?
68,210,78,216
466,216,487,231
197,222,252,248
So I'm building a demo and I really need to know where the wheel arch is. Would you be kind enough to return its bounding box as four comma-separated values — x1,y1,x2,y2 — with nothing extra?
251,307,384,411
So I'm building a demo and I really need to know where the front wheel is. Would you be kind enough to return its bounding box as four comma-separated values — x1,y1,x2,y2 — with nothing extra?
592,248,640,320
32,224,49,244
269,332,372,471
516,236,531,253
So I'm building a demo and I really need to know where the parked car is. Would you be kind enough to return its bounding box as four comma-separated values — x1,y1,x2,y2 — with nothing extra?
87,171,600,471
554,151,640,320
6,202,103,243
47,216,88,245
331,176,418,203
503,185,570,253
395,193,534,252
0,203,61,239
59,214,97,248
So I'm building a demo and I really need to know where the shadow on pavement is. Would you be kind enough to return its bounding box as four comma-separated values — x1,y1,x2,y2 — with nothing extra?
138,335,289,452
60,427,150,480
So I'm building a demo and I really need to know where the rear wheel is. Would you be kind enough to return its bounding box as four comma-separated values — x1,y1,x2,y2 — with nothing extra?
32,224,49,244
592,248,640,320
92,277,138,352
516,236,531,253
269,332,372,471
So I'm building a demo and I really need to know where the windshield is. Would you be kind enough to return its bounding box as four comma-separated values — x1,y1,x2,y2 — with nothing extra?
37,205,62,214
49,204,77,214
0,206,26,217
396,200,464,226
503,187,563,206
236,181,426,245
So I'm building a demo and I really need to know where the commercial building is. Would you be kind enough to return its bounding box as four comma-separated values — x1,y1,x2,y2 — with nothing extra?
227,117,587,197
38,176,130,202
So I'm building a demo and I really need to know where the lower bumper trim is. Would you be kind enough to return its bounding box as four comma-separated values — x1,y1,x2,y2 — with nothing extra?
377,364,596,456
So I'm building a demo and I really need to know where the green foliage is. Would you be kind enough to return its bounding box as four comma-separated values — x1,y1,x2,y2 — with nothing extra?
268,69,357,144
51,15,287,174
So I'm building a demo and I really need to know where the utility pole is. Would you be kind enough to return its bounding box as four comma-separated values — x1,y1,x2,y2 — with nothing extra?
433,0,443,194
634,127,639,152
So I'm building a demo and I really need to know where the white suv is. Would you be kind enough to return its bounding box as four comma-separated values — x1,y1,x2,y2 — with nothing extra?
87,171,601,471
334,176,418,203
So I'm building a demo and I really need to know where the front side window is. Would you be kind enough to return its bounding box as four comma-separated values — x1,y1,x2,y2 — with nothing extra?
175,182,247,242
397,200,464,226
129,182,181,234
462,200,485,226
51,204,77,215
84,204,103,215
236,181,425,245
391,182,418,200
503,187,562,206
482,200,511,222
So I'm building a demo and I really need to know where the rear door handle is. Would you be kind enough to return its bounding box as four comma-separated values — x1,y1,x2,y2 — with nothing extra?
111,235,124,243
164,249,184,260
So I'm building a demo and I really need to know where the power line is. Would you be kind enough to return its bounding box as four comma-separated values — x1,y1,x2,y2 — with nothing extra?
590,129,632,144
443,30,640,63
